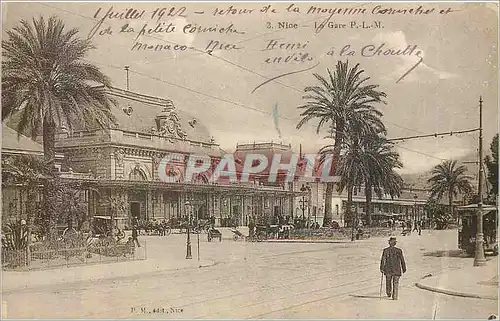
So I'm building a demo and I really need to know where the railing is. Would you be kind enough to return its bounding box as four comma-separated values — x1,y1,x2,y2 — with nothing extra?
2,242,147,271
236,142,291,151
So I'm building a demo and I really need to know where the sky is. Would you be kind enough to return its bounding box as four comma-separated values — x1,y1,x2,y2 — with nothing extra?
2,2,498,175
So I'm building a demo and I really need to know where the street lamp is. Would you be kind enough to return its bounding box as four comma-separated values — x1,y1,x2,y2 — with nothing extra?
185,200,192,259
414,194,418,223
299,184,311,227
299,186,307,220
474,96,486,267
307,184,311,226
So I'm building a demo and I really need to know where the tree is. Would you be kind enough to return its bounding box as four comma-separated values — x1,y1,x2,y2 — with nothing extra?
485,134,498,202
2,155,50,234
424,199,450,230
333,134,403,230
2,16,116,236
360,135,403,226
427,160,472,220
55,182,91,231
297,60,387,227
2,154,50,263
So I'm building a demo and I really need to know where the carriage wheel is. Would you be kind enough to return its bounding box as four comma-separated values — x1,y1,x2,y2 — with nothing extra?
233,234,239,242
164,227,172,236
116,229,125,241
208,235,212,242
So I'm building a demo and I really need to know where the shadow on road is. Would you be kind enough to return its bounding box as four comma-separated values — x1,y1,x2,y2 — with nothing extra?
478,276,498,286
423,250,468,258
349,294,385,299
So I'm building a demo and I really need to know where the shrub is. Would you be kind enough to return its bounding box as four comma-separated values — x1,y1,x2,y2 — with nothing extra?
1,221,28,250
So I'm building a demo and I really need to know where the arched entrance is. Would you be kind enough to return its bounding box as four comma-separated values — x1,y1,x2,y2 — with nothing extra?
128,166,148,222
196,204,208,220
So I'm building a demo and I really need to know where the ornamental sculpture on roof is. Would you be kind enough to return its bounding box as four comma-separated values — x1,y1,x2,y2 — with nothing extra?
154,105,188,140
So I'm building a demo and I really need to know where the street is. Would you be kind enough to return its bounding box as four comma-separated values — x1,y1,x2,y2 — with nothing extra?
2,230,498,319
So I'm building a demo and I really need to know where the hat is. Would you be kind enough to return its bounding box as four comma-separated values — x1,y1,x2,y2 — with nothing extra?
389,236,397,241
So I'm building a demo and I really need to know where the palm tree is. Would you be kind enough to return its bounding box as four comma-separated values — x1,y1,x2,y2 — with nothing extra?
297,60,387,227
361,135,403,226
332,133,403,233
56,183,90,231
332,136,365,232
2,16,116,235
2,154,50,263
427,160,472,220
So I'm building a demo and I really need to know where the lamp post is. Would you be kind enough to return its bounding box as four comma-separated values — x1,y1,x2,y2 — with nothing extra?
185,200,192,259
299,183,312,228
474,96,486,267
196,202,200,265
124,66,130,90
307,184,311,226
299,185,307,220
413,194,418,223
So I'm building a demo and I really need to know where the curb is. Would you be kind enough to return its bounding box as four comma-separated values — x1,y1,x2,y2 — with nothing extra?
415,282,498,300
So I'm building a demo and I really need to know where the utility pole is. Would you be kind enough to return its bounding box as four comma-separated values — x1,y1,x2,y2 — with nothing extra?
196,202,200,266
474,96,486,267
124,66,130,91
185,200,192,259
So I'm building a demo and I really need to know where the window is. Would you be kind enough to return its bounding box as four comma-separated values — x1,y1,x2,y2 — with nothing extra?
129,168,147,181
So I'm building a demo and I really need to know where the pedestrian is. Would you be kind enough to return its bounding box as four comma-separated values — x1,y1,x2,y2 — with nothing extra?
413,220,419,232
132,223,141,247
248,216,255,238
380,236,406,300
418,221,422,236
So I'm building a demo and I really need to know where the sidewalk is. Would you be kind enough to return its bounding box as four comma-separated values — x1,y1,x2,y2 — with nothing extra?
2,256,215,293
416,258,498,300
265,239,349,244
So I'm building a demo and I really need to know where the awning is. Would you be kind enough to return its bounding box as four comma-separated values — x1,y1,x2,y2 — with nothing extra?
373,213,405,217
93,216,128,220
457,204,498,211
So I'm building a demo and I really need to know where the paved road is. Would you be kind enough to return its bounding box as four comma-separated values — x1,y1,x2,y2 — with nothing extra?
2,230,498,319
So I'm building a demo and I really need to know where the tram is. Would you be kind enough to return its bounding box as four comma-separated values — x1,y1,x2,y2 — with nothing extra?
457,204,498,256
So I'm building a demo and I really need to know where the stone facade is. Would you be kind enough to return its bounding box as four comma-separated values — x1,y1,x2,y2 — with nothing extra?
50,87,296,228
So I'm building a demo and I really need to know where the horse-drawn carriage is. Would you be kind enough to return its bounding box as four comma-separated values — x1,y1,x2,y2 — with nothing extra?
136,219,172,236
232,224,294,242
207,228,222,242
92,216,127,240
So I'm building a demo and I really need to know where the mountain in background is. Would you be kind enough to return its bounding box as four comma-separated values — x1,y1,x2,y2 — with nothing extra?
400,151,483,191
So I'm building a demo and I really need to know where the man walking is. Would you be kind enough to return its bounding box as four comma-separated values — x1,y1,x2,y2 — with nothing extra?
413,220,419,233
248,215,255,239
132,223,141,247
380,237,406,300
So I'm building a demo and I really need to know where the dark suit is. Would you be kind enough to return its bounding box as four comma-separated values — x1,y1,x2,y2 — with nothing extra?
380,246,406,299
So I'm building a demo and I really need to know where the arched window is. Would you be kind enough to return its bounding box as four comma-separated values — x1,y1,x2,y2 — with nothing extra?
193,173,208,184
129,167,147,181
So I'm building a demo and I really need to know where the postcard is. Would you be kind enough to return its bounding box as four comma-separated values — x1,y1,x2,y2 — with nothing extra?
1,1,498,319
